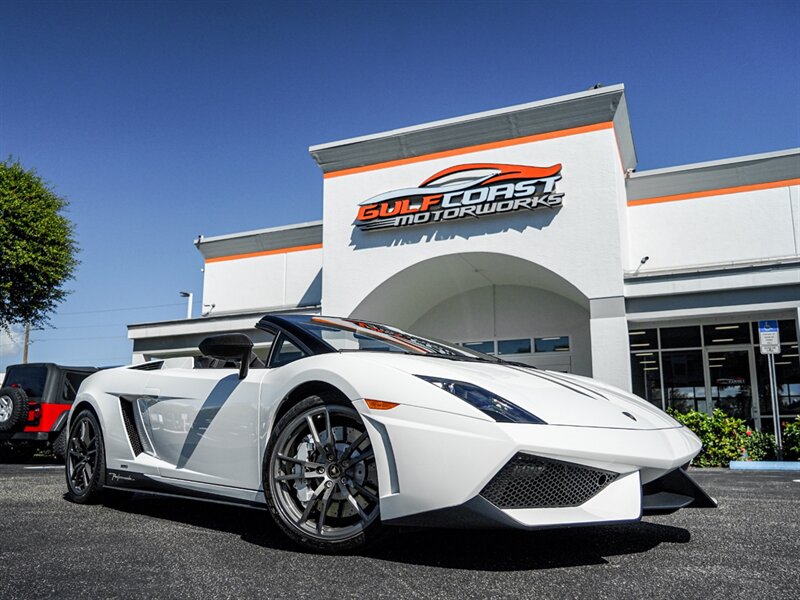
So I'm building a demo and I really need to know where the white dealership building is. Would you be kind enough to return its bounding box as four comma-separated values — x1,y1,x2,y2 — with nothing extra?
129,85,800,431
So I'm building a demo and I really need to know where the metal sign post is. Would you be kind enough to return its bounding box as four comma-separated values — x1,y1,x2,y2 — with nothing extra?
758,320,782,460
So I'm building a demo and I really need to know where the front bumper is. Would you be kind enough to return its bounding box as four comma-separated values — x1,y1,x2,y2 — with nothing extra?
356,401,706,527
387,466,717,529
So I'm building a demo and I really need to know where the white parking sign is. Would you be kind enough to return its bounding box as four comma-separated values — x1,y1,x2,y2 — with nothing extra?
758,320,780,355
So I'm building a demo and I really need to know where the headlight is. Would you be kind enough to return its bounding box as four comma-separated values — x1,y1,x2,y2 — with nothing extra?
416,376,546,424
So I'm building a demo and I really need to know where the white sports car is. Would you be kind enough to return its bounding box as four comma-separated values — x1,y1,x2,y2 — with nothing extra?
65,314,715,552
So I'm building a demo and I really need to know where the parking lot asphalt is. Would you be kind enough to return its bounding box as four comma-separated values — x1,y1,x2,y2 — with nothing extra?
0,461,798,599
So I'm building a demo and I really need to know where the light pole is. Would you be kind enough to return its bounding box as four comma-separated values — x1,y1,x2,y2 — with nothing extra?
179,291,193,319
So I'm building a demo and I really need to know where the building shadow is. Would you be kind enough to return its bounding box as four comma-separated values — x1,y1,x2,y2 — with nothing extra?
100,493,690,571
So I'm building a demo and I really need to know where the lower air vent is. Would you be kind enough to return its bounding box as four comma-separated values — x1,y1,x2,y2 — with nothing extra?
120,398,144,455
480,453,618,509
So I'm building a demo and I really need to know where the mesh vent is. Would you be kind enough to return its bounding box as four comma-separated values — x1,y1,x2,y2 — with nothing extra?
120,398,144,455
480,453,618,509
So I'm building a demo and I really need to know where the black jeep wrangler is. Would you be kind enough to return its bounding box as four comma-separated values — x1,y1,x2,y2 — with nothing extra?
0,363,100,462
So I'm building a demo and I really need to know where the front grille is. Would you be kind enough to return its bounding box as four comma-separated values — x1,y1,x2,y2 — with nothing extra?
480,453,618,509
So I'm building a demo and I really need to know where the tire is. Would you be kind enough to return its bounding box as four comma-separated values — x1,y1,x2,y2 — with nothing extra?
264,394,384,553
65,410,106,504
0,387,30,432
0,443,36,463
52,427,68,462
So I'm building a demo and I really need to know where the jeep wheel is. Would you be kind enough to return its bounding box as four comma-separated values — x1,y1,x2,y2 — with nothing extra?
52,427,68,462
0,387,30,432
65,410,106,504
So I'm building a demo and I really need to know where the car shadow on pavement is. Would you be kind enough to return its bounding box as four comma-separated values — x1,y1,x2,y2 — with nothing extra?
101,494,690,571
364,522,690,570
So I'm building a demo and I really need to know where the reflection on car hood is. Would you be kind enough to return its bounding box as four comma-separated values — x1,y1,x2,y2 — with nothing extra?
354,353,681,430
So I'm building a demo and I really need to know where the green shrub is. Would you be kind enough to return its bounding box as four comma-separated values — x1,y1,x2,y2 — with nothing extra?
668,410,800,465
668,409,749,467
743,430,775,462
783,417,800,460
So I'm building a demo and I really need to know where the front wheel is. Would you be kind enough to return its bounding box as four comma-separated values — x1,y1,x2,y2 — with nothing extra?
264,395,383,553
65,410,106,504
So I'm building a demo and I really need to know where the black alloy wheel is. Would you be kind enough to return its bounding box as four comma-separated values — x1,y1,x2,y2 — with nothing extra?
65,410,106,503
264,395,383,553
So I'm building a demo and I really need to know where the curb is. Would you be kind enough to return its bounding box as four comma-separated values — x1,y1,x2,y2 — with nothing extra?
729,461,800,471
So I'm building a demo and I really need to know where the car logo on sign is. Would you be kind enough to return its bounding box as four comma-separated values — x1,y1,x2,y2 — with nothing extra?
355,163,564,231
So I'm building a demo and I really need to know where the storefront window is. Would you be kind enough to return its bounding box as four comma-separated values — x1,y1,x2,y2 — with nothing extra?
630,352,662,408
628,329,657,351
659,326,701,349
497,338,531,355
707,349,753,422
702,322,750,345
662,350,706,414
628,319,798,431
755,350,800,418
463,341,495,354
533,336,570,353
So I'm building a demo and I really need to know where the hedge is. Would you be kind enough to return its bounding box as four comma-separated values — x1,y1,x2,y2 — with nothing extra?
667,409,800,467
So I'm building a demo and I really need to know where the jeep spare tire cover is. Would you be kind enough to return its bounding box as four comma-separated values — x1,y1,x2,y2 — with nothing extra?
0,387,30,432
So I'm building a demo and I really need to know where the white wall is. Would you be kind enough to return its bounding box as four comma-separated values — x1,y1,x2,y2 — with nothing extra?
627,184,800,272
320,126,629,317
202,248,322,313
410,285,592,376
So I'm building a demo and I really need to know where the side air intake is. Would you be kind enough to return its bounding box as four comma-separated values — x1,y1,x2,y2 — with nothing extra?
120,398,144,455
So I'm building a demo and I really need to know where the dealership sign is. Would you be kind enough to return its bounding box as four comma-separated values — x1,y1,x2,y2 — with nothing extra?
355,163,564,231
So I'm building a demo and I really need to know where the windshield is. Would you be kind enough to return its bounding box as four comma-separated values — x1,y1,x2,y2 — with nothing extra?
282,315,499,362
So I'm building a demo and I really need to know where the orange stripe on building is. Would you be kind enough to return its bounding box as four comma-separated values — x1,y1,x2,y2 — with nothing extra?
323,121,615,179
205,243,322,264
628,178,800,207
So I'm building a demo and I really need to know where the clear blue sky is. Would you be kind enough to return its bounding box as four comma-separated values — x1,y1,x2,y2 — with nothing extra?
1,0,798,370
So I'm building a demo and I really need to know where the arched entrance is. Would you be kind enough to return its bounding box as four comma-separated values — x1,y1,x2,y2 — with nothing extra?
349,253,592,375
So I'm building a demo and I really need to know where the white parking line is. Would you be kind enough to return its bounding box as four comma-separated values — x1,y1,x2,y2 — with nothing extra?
24,466,63,470
794,479,800,483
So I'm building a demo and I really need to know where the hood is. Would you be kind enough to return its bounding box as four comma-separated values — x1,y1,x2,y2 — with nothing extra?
353,353,680,430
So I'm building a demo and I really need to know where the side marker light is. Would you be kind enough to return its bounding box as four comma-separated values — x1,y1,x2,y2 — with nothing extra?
364,399,399,410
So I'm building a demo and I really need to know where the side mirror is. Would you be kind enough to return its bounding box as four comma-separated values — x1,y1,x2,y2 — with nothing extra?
198,333,254,380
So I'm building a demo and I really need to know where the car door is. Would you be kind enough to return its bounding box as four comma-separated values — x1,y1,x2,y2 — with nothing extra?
139,366,268,490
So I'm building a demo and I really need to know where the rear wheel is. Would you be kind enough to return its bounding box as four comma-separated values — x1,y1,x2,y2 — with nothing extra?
264,395,383,553
65,410,106,504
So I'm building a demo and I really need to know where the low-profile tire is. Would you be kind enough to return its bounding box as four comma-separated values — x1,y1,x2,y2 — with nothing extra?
264,394,384,553
65,409,106,504
52,427,68,462
0,387,30,432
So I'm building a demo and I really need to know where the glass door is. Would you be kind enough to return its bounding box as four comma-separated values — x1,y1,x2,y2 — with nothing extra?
704,347,759,424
